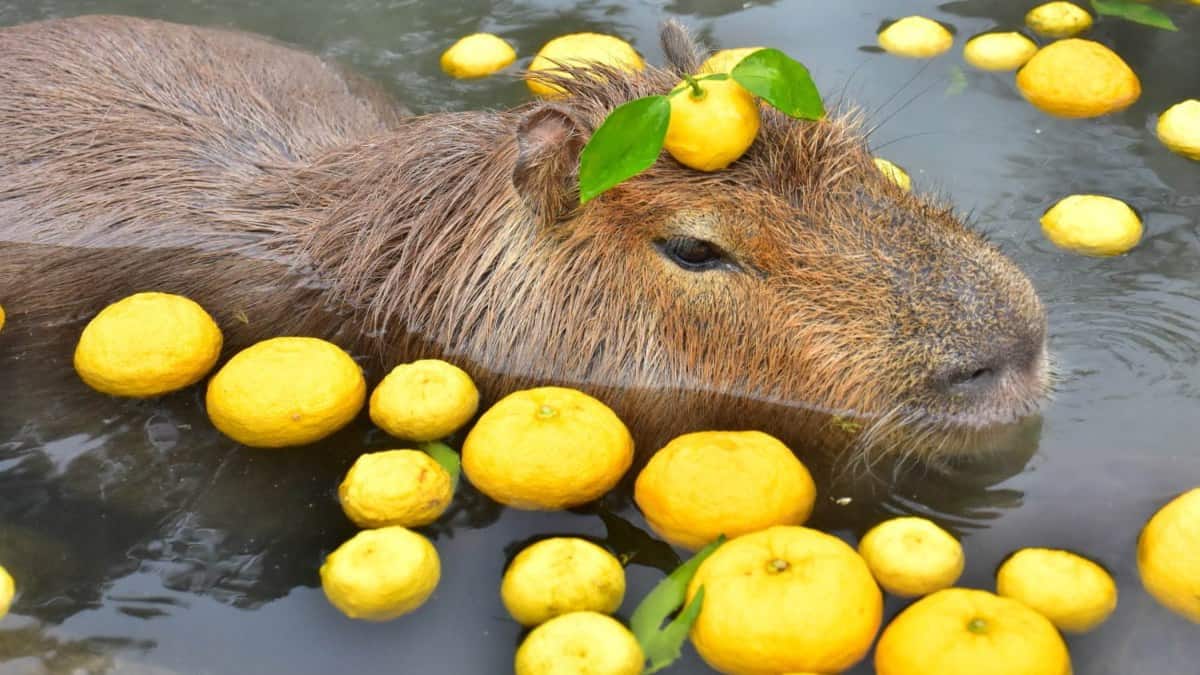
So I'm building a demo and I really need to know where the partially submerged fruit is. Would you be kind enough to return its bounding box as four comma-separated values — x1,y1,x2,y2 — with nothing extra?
74,292,222,398
664,77,761,172
514,611,644,675
634,430,816,550
1025,2,1093,39
858,517,964,598
501,538,625,627
875,588,1072,675
1156,99,1200,161
369,359,479,442
877,16,954,59
206,336,366,448
687,526,882,674
1138,487,1200,623
996,547,1117,633
0,565,13,618
461,387,633,509
1016,39,1141,119
873,157,912,191
320,526,441,621
338,449,453,528
963,32,1038,72
1040,194,1142,257
527,33,644,98
440,33,516,79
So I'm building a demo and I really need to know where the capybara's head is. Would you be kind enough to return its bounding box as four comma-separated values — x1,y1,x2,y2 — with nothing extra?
315,22,1048,467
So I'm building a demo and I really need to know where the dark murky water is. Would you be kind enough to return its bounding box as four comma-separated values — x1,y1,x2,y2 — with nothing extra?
1,1,1198,673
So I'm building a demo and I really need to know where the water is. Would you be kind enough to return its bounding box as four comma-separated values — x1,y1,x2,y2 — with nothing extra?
0,0,1197,673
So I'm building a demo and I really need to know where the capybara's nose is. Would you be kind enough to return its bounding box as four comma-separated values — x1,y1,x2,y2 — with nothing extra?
931,330,1046,400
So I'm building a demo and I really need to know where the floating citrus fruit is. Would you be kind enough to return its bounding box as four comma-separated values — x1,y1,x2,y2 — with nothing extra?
1025,2,1093,38
0,304,6,334
873,157,912,191
1138,487,1200,623
369,359,479,442
996,547,1117,633
687,526,883,674
462,386,633,510
963,32,1038,71
1016,39,1140,118
206,337,365,448
338,449,453,528
1040,194,1142,257
634,431,815,551
440,33,516,79
1156,99,1200,161
501,537,625,627
858,517,964,598
527,33,644,98
875,588,1072,675
877,16,954,59
664,78,761,172
73,292,222,398
698,46,765,74
514,611,643,675
0,565,13,618
320,526,440,621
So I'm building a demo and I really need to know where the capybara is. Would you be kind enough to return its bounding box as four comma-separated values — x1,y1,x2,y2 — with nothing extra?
0,15,1047,467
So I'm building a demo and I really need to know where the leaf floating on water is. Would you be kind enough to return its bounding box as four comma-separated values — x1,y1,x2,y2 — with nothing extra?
421,441,460,492
630,536,725,673
578,95,670,204
731,48,825,120
945,65,968,97
1091,0,1178,31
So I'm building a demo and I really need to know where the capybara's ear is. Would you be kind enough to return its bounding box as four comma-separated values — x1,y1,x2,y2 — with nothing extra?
513,104,587,222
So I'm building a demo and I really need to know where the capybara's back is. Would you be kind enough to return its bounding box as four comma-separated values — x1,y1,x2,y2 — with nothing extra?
0,15,1048,464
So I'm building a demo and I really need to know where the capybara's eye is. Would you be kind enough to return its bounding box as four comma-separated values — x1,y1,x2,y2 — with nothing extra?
655,237,729,272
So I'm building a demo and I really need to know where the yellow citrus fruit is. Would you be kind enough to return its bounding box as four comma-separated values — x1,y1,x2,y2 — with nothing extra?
462,386,633,510
0,304,6,334
1040,194,1142,257
996,547,1117,633
875,588,1071,675
501,537,625,627
873,157,912,191
206,337,366,448
73,292,222,398
858,517,964,598
440,33,516,79
369,359,479,442
963,32,1039,71
514,611,643,675
0,565,13,618
686,526,883,674
1025,2,1093,39
338,449,453,528
1138,487,1200,623
664,78,761,173
1016,39,1141,118
527,33,644,98
877,16,954,59
319,526,440,621
634,431,816,551
1156,99,1200,161
698,46,765,74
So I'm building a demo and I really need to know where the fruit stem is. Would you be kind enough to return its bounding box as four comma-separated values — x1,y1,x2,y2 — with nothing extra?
683,74,705,100
537,404,557,419
967,617,988,634
769,558,789,573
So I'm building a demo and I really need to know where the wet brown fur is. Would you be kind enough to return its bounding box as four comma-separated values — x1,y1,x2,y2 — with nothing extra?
0,15,1047,467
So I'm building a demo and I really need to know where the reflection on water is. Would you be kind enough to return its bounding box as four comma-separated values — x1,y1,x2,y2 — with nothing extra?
1,0,1198,673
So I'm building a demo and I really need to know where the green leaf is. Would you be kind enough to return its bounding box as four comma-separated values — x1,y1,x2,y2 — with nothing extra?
578,95,670,204
945,64,967,97
420,441,460,491
1091,0,1178,30
630,536,725,673
731,48,825,120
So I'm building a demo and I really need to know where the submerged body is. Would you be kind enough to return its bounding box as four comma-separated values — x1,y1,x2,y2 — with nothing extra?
0,15,1047,464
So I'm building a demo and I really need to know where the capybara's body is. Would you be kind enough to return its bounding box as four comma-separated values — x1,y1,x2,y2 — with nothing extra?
0,15,1048,464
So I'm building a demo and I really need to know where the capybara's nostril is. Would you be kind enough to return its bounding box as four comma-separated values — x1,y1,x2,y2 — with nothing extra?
932,330,1044,400
937,365,1000,398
